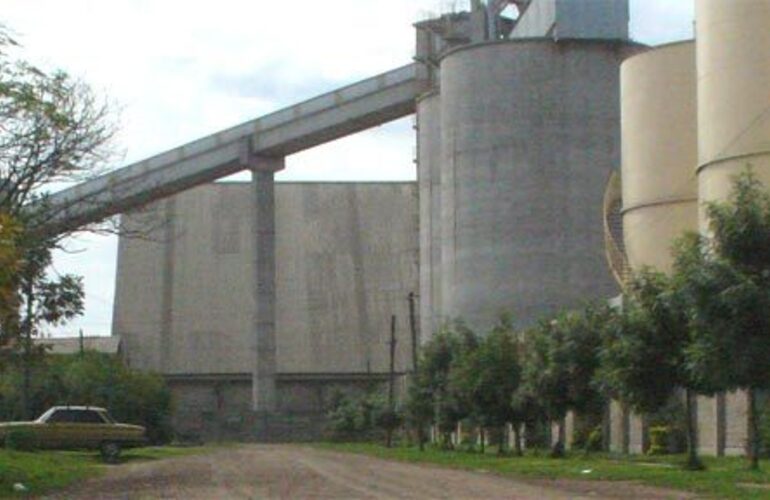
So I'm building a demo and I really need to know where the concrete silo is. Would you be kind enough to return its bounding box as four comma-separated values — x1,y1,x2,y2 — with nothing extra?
438,39,637,331
608,40,698,455
694,0,770,457
696,0,770,209
620,41,698,274
417,90,443,341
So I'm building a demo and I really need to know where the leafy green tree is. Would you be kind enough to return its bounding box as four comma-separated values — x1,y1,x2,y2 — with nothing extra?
676,168,770,470
0,25,115,415
0,351,172,443
0,214,20,327
405,370,433,451
520,306,607,456
411,321,478,449
598,268,703,469
450,316,522,455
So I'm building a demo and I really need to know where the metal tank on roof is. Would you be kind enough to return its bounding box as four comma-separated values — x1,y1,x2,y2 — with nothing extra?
696,0,770,216
437,38,637,331
620,41,698,274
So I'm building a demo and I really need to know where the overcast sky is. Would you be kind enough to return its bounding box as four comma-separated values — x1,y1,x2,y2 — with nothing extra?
3,0,694,337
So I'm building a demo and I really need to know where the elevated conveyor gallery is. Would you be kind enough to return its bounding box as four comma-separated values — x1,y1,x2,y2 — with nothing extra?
44,63,421,233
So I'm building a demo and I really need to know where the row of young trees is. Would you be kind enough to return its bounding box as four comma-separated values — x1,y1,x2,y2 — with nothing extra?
406,167,770,471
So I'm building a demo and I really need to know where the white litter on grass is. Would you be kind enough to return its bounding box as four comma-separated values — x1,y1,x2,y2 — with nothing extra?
13,483,27,492
580,469,593,474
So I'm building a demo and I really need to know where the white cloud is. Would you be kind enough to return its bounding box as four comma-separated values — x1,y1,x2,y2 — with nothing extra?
3,0,694,336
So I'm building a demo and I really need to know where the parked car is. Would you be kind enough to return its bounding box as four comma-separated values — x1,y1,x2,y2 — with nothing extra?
0,406,146,462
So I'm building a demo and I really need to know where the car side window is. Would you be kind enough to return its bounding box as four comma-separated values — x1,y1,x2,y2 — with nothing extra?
74,410,106,424
46,409,74,423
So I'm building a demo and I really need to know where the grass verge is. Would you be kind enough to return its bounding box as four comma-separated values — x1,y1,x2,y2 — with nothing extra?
0,445,211,497
315,442,770,499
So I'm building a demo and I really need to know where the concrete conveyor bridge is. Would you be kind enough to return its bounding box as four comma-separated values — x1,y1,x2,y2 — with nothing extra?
44,63,422,234
42,62,423,415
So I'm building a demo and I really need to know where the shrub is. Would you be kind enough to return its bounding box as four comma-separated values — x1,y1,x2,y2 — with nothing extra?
648,426,669,455
4,428,38,451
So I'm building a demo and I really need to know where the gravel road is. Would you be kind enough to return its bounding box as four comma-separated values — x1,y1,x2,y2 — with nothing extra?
44,444,692,499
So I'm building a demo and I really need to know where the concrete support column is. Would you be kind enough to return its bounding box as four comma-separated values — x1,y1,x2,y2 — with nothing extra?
609,400,630,454
242,141,285,413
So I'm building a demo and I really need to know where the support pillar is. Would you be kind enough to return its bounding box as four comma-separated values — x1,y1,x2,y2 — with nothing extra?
242,140,285,413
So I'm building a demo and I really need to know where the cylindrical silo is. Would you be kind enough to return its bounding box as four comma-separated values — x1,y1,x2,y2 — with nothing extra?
417,90,443,341
697,0,770,216
621,41,698,274
439,39,640,331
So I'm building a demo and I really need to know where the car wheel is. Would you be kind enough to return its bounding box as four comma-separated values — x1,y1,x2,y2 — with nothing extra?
100,441,121,464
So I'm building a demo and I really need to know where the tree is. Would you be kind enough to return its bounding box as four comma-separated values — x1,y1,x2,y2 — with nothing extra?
0,213,20,324
0,25,115,412
412,321,478,449
520,306,607,456
677,168,770,470
0,27,114,228
450,316,522,455
598,268,703,469
0,351,173,443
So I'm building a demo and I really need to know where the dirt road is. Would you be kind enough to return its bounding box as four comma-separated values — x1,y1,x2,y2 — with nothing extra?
45,445,691,499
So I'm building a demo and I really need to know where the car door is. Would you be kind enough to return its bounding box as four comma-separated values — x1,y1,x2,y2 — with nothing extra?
71,409,110,448
40,409,76,448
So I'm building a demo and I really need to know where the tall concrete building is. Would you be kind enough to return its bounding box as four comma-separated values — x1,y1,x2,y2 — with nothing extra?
606,0,770,456
415,0,635,337
114,182,418,439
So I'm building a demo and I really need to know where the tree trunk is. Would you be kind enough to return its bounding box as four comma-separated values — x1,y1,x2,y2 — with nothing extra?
479,427,486,454
684,388,704,470
550,419,566,458
513,423,523,456
748,387,761,471
21,281,33,421
418,421,425,451
498,424,507,455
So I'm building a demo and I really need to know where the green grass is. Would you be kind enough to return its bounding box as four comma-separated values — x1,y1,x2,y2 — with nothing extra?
0,445,211,497
316,442,770,499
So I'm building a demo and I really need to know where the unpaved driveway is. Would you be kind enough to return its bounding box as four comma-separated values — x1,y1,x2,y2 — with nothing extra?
44,445,692,499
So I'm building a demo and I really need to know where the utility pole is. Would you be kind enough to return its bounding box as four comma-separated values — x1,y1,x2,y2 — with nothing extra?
407,292,425,450
408,292,418,373
387,315,397,448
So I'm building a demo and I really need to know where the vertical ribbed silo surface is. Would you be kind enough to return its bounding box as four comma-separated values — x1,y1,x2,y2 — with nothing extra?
417,90,443,342
439,39,632,332
621,42,698,274
696,0,770,221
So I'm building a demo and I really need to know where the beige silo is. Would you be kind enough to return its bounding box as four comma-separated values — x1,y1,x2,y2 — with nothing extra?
696,0,770,215
621,41,698,274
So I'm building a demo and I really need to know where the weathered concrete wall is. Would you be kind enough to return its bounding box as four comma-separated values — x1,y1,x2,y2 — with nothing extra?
609,401,628,453
417,91,442,341
113,182,419,377
620,41,698,274
438,39,633,331
167,375,401,442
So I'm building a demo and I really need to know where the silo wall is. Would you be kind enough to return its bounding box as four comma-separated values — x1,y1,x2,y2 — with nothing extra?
694,0,770,457
439,39,634,331
417,91,443,341
620,41,698,274
696,0,770,211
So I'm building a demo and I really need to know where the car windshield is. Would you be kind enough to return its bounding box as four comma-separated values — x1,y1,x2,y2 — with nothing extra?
98,410,116,423
35,408,57,423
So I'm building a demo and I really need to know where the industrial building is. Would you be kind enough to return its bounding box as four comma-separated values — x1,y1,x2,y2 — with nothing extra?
113,182,418,439
606,0,770,456
52,0,768,446
97,0,638,439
